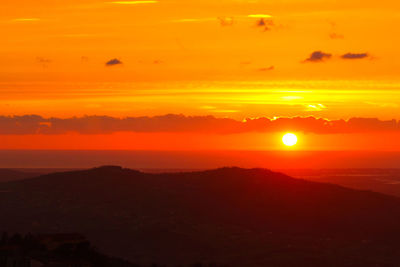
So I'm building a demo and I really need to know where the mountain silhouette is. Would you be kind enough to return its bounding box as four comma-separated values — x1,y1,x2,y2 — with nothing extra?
1,166,400,266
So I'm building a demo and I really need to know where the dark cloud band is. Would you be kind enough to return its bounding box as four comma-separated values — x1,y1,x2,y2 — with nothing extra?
0,115,398,135
341,53,369,59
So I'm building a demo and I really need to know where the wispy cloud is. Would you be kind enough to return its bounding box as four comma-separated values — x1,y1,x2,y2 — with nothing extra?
305,104,326,111
36,57,51,63
329,33,344,39
107,1,158,4
171,18,216,23
258,66,275,72
12,18,40,22
248,14,273,19
36,57,52,68
328,21,344,40
218,17,234,26
58,33,96,38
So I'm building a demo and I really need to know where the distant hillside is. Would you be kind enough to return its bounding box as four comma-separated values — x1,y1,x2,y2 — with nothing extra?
0,169,42,183
282,168,400,197
1,166,400,266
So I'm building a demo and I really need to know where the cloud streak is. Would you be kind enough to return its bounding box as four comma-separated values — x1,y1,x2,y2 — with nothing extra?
341,53,369,59
258,66,275,71
0,114,399,135
12,18,40,22
330,33,344,39
218,17,234,26
108,1,158,4
248,14,273,19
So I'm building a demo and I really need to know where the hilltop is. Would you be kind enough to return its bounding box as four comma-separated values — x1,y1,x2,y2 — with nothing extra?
1,166,400,266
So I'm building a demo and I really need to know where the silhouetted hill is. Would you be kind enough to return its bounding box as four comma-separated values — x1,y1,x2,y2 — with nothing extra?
1,166,400,266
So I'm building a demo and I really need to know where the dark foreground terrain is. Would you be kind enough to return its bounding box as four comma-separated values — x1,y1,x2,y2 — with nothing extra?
0,232,136,267
2,166,400,266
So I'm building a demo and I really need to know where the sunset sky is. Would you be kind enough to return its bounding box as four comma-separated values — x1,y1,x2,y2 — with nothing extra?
1,0,399,151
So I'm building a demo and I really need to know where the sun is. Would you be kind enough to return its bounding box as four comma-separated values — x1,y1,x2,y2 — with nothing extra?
282,133,298,147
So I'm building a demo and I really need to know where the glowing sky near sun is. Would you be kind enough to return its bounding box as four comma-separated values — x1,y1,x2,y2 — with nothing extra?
0,0,399,150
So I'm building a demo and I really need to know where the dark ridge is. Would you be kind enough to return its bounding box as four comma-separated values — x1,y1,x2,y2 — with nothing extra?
1,166,400,266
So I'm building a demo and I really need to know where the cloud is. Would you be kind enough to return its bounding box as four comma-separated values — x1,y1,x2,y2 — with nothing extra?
36,57,52,68
305,104,326,111
36,57,51,64
303,51,369,62
329,33,344,39
171,18,216,23
106,58,123,66
218,17,234,26
258,66,275,71
248,14,273,19
328,21,344,39
108,1,158,4
257,19,266,27
12,18,40,22
256,18,275,31
341,53,369,60
303,51,332,63
0,114,399,135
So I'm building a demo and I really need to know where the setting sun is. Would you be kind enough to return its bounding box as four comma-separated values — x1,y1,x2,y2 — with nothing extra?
282,133,298,147
1,0,400,266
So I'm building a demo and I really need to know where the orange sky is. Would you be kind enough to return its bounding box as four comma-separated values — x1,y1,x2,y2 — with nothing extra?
2,131,400,151
0,0,399,151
